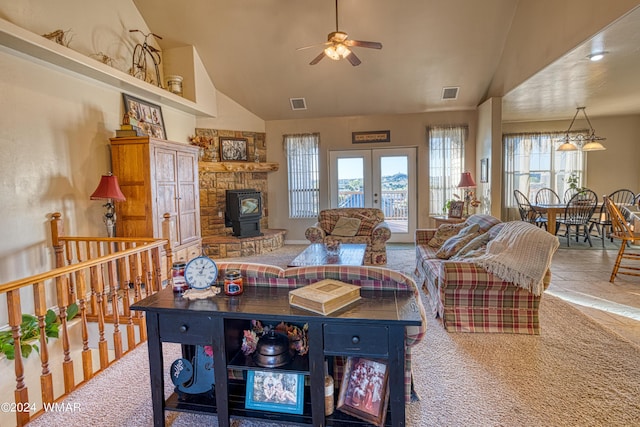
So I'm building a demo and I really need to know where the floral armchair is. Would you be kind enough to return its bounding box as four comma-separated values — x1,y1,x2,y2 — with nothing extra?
304,208,391,265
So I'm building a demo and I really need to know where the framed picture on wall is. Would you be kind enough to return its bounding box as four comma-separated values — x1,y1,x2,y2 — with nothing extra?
219,137,248,161
122,93,166,139
480,158,489,183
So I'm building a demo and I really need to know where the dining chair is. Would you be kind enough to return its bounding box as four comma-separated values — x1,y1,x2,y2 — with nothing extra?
535,187,561,205
604,195,640,282
513,189,546,229
535,188,561,227
563,188,579,203
589,189,635,247
555,189,598,246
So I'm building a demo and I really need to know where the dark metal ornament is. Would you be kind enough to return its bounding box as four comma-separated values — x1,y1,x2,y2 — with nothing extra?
253,329,292,368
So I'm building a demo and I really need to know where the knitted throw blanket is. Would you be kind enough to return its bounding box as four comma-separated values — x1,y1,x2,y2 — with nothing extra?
472,221,560,296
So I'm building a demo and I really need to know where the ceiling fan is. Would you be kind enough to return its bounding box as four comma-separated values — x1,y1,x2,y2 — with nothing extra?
297,0,383,66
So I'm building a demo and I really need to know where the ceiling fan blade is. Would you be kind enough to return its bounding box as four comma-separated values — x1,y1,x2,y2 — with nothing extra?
296,42,331,51
346,51,361,66
346,40,383,49
309,52,326,65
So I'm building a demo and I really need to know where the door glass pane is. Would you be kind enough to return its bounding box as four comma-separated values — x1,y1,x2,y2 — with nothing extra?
380,156,408,233
337,158,364,207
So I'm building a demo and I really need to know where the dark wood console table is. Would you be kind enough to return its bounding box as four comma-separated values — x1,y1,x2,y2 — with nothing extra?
131,285,422,427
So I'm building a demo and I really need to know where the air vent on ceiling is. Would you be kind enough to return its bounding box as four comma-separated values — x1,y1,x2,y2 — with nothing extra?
441,87,459,100
290,98,307,110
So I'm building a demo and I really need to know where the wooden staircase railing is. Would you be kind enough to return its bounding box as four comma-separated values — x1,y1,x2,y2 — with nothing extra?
0,212,173,426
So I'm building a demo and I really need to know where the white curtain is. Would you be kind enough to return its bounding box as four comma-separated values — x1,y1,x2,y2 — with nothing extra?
503,132,584,220
428,125,468,215
284,133,320,218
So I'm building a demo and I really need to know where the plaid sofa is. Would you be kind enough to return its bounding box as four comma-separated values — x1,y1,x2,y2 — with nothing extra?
215,262,427,403
304,208,391,265
415,214,551,335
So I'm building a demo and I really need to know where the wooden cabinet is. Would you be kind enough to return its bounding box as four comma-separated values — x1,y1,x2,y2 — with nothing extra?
110,136,202,270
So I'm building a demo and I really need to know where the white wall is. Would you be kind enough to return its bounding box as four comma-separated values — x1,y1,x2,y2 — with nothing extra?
266,110,478,241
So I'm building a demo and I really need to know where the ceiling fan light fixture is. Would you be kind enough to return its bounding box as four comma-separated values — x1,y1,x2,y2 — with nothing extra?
324,45,341,60
335,44,350,58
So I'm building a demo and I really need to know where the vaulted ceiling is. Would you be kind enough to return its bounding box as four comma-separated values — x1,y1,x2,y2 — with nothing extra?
132,0,640,123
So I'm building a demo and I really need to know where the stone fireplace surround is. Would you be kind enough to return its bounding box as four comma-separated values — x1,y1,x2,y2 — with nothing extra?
194,128,285,258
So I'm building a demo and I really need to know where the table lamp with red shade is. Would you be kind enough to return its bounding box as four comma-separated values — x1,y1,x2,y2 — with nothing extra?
90,173,126,237
457,171,476,217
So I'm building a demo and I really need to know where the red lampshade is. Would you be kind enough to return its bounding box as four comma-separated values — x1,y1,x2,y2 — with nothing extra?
457,172,476,188
90,174,126,201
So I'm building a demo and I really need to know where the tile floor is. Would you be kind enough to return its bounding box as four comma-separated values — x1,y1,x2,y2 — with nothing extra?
549,247,640,346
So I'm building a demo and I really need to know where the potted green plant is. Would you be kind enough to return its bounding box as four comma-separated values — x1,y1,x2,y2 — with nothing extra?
566,172,588,201
0,304,78,360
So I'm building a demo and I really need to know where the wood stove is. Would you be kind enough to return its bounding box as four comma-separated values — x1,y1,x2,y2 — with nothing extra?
225,189,263,238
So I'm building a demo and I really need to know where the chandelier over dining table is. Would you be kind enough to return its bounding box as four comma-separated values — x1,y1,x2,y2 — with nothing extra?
556,106,606,151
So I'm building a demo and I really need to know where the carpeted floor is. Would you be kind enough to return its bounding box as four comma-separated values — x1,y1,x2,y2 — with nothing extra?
27,244,640,427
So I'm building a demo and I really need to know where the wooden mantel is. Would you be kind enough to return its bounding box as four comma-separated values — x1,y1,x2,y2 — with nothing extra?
199,161,279,172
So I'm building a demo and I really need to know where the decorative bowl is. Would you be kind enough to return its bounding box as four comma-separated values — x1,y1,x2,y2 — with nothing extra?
252,330,292,368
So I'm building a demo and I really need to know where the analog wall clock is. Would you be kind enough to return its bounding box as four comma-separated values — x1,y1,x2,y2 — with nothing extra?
184,256,218,290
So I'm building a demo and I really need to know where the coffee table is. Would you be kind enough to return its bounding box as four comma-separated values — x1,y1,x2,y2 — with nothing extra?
287,243,367,267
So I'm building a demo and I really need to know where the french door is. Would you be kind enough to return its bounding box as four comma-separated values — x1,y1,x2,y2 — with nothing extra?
329,148,416,243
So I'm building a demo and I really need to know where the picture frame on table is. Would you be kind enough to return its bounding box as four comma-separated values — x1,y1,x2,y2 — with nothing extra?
245,370,304,415
336,357,389,427
448,201,465,219
219,137,248,161
122,93,166,139
480,158,489,183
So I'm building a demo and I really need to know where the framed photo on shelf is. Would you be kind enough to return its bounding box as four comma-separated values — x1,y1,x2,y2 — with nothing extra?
448,200,465,219
480,158,489,183
220,137,248,161
122,93,166,139
245,370,304,415
336,357,389,427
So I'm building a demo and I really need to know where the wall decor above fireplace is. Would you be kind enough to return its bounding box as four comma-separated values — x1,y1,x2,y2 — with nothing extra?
220,137,248,161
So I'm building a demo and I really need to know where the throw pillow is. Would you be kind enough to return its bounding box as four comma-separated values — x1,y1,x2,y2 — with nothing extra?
451,232,490,259
355,213,381,236
427,222,468,248
331,217,362,237
435,223,481,259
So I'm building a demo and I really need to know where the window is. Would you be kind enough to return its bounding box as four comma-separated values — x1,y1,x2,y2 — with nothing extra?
428,125,467,215
503,132,584,220
285,133,320,218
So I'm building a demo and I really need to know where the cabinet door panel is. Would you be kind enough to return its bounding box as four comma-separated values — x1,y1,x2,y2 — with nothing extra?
155,148,180,247
177,151,200,244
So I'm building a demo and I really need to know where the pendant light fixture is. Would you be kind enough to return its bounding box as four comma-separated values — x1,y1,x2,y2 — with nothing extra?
556,107,606,152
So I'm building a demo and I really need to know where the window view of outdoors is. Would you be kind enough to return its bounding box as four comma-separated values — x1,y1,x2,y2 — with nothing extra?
337,156,408,232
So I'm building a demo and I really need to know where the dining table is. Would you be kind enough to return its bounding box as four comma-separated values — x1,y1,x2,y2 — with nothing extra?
532,202,604,235
530,203,566,235
621,205,640,232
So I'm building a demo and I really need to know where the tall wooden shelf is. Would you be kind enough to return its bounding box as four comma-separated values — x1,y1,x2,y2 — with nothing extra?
110,136,203,270
0,17,215,117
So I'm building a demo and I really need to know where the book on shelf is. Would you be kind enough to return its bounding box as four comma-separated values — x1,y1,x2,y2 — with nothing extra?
288,279,361,315
115,128,145,137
